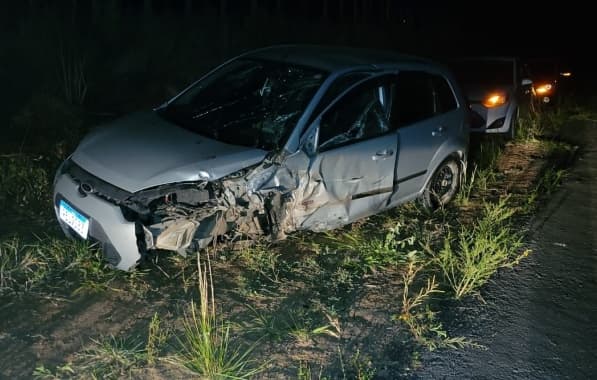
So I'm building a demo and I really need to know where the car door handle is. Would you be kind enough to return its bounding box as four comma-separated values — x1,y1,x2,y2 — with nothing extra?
372,149,394,160
347,176,363,182
432,126,445,137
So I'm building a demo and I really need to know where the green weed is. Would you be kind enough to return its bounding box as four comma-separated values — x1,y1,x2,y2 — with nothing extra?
395,256,479,351
32,364,75,379
432,197,530,299
298,361,329,380
517,111,543,141
243,306,288,342
346,349,376,380
286,309,341,344
523,165,569,212
146,312,169,365
297,348,375,380
34,335,147,379
75,336,146,378
320,223,419,273
243,305,340,345
536,166,568,196
456,164,477,205
238,243,282,283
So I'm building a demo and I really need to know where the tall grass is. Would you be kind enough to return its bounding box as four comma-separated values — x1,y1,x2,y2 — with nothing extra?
175,253,264,379
476,139,503,169
456,164,498,205
0,155,51,214
432,197,530,299
457,137,503,205
0,237,147,296
516,106,570,141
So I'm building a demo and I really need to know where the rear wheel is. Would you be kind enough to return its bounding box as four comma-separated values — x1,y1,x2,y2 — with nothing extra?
422,158,460,210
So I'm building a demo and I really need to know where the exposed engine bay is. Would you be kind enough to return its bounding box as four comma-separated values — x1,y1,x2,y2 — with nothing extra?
62,156,308,258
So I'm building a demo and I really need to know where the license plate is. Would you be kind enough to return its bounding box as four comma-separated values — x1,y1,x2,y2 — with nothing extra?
58,199,89,239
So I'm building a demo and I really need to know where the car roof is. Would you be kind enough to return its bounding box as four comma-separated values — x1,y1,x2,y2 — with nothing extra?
448,56,518,63
240,44,433,72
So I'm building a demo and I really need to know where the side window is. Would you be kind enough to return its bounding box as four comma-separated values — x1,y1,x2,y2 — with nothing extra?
432,75,458,114
319,78,392,151
391,71,434,128
307,72,370,126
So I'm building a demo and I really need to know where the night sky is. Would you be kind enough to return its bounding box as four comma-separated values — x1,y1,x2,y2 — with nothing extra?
0,1,592,130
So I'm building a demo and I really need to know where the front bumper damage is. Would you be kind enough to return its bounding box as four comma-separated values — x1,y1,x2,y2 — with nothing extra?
53,155,317,271
54,174,141,270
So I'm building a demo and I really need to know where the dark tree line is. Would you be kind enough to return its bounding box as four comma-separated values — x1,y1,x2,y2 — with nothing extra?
16,0,420,27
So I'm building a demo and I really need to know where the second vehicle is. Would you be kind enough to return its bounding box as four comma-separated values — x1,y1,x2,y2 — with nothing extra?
447,57,532,139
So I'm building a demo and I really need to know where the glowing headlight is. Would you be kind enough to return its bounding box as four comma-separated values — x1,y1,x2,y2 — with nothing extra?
534,83,553,95
482,92,507,108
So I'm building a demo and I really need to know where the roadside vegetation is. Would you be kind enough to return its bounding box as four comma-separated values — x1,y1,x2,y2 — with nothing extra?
1,102,588,378
2,10,592,372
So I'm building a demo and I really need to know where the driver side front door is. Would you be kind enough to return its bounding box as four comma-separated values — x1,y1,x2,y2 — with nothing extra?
297,76,398,231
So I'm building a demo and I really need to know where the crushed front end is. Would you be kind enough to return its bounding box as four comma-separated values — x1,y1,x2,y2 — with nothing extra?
53,158,296,270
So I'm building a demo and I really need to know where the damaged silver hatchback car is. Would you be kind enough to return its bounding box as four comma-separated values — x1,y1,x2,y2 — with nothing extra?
53,45,469,271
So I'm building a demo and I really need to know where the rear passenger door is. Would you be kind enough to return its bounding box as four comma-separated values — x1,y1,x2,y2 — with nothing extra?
390,71,458,204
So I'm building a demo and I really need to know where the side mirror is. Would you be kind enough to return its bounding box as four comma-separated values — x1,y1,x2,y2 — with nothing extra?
521,78,533,86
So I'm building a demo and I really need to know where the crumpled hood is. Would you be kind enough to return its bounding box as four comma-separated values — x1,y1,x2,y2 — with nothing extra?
71,111,267,193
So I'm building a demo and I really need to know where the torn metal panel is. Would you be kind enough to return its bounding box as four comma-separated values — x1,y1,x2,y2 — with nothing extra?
155,219,199,253
293,136,397,231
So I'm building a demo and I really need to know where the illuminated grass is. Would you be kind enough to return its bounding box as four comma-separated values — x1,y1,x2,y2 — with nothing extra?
432,197,530,299
0,237,148,296
174,253,265,379
318,222,419,273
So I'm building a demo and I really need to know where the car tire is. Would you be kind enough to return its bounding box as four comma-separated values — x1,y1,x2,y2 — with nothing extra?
422,158,460,210
506,107,518,141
